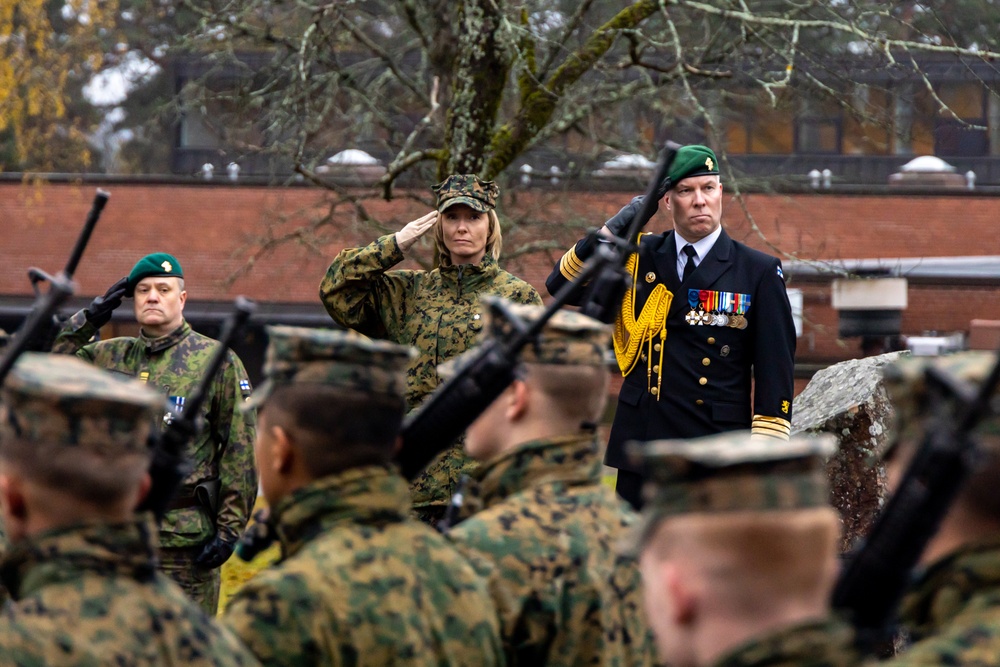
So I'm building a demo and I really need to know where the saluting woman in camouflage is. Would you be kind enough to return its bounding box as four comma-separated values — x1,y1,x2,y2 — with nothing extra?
319,175,541,524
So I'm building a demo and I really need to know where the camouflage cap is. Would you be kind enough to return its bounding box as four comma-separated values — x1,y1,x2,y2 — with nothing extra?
245,325,415,410
621,431,836,555
126,252,183,297
882,351,1000,453
667,144,719,186
432,174,500,213
0,353,165,456
439,296,611,379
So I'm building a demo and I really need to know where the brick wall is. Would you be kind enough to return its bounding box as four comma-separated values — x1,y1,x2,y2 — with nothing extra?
3,180,997,383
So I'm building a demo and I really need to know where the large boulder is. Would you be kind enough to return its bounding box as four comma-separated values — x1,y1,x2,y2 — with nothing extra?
792,351,908,550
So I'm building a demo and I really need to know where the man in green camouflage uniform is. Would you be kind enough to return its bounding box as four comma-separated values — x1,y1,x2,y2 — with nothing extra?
222,325,504,666
441,298,660,666
0,353,260,665
320,174,541,524
872,351,1000,665
628,432,860,667
52,253,257,614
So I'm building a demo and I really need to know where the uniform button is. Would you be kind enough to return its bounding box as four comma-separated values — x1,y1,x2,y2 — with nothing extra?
702,358,710,366
650,387,659,396
696,399,704,405
699,377,708,385
652,365,659,373
653,344,661,352
707,337,716,344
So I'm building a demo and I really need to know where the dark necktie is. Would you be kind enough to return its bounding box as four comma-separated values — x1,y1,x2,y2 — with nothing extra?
682,244,698,282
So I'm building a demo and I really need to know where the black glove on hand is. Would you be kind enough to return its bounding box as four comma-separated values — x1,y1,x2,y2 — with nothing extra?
86,276,128,328
604,196,651,238
195,534,236,570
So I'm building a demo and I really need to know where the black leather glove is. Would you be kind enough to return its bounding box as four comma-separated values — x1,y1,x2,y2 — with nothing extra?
603,176,674,238
604,196,652,238
195,534,236,570
85,276,128,329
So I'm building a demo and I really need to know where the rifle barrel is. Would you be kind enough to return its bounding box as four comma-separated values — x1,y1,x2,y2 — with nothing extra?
64,189,109,278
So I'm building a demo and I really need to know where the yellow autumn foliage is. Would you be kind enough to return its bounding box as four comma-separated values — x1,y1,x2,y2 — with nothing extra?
0,0,117,171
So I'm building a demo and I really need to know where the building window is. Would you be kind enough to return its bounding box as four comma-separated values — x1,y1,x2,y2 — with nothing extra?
795,116,842,154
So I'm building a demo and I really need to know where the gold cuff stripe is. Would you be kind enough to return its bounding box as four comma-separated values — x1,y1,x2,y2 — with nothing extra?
752,415,792,431
559,248,584,280
750,427,791,440
751,422,791,439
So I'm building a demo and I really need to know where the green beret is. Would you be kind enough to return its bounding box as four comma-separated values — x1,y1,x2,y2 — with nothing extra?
620,431,836,555
126,253,183,296
0,353,166,455
668,144,719,186
245,325,415,410
432,174,499,213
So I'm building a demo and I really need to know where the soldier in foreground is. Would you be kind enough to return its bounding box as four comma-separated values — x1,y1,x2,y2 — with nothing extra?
873,351,1000,665
0,353,259,665
53,252,257,614
630,432,859,667
222,326,504,666
443,299,660,666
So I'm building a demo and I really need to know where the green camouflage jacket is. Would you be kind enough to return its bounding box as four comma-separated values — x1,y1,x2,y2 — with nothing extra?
883,540,1000,665
447,433,660,667
319,233,541,511
0,518,260,666
712,618,858,666
222,465,505,667
53,314,257,548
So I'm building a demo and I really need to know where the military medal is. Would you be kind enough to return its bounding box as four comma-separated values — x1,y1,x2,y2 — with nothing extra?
685,289,702,325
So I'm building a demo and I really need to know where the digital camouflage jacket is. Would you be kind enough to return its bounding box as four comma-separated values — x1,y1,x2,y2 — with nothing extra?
53,314,257,548
885,540,1000,665
319,233,540,512
222,466,505,667
713,617,859,667
0,518,260,666
447,433,660,667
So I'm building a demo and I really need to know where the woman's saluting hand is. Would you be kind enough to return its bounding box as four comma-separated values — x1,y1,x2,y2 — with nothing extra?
396,211,439,253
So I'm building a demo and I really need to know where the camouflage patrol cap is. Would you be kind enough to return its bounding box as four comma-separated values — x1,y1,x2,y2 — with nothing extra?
621,431,836,555
439,295,611,379
245,325,415,410
882,351,1000,454
667,144,719,186
432,174,500,213
0,353,165,456
126,252,183,297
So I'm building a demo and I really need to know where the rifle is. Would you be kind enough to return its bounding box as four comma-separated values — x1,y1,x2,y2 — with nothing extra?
830,347,1000,653
234,144,679,560
394,142,679,482
21,189,109,352
138,297,256,521
0,274,76,386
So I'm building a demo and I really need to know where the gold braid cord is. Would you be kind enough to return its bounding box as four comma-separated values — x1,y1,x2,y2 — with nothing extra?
613,237,673,399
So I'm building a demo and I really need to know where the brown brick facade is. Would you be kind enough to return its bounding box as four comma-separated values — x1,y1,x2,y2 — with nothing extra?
2,179,997,391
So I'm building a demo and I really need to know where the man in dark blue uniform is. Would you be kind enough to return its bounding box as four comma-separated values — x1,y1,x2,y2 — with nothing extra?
546,145,796,508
